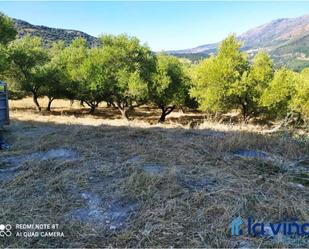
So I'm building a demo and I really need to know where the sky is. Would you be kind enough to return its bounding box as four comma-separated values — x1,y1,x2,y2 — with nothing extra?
0,1,308,51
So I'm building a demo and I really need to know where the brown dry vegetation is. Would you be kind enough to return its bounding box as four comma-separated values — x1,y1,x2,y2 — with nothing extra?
0,98,309,248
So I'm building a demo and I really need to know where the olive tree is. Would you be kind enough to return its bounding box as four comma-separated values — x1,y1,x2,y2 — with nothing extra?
58,38,115,114
289,68,309,120
99,34,156,119
38,64,70,111
7,36,48,111
191,36,247,115
228,51,274,120
76,47,115,113
59,38,92,112
34,41,71,111
191,35,274,122
261,68,300,118
150,54,188,122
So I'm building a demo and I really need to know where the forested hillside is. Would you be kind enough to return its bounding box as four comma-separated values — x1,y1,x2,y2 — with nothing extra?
13,18,100,47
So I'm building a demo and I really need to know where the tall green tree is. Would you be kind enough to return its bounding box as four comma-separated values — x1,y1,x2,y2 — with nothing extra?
59,38,116,114
150,54,188,122
7,36,48,111
38,41,72,111
228,51,274,120
76,47,114,113
100,34,156,119
59,38,92,111
191,35,249,119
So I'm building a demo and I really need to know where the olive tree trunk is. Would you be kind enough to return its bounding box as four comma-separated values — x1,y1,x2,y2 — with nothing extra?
158,106,175,123
46,97,55,111
32,92,41,112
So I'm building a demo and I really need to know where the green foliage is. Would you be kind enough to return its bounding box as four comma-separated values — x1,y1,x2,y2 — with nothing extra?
116,69,148,103
76,46,114,112
58,38,90,98
151,54,187,106
0,12,17,45
191,56,221,112
191,35,249,116
99,34,155,118
173,53,209,63
290,68,309,119
150,54,189,122
191,37,277,121
261,68,300,117
0,44,9,76
7,36,48,111
38,42,71,110
228,51,274,119
250,51,274,88
0,13,17,78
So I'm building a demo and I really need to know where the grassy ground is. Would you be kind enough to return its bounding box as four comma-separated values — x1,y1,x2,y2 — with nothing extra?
1,98,308,248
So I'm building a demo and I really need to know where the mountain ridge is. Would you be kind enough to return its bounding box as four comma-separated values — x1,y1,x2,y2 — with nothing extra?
169,15,309,54
13,18,100,47
168,15,309,70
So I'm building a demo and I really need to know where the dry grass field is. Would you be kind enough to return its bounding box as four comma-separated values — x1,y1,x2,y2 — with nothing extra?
0,98,308,248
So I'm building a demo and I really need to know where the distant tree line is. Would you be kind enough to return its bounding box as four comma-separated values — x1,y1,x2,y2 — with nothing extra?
1,12,309,123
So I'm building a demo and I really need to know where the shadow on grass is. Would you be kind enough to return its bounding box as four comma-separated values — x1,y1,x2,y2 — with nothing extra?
11,105,208,125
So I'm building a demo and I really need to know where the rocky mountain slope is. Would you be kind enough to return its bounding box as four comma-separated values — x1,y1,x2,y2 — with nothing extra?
170,15,309,70
13,19,100,47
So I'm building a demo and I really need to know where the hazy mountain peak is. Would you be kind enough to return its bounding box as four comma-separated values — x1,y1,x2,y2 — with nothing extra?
239,15,309,49
169,14,309,70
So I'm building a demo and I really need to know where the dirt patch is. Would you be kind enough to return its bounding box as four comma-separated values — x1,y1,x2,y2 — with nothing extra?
70,192,104,226
0,165,20,182
126,155,142,165
33,148,79,161
1,148,80,165
143,163,167,175
233,149,269,159
185,130,225,138
70,191,138,230
0,148,80,182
